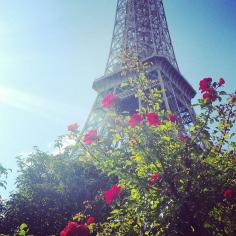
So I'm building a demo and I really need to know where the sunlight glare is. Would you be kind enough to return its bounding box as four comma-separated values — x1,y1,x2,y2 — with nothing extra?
0,85,73,123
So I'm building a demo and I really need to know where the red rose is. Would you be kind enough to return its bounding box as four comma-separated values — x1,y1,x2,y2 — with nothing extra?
83,130,98,145
150,173,160,182
168,114,177,123
224,188,233,198
147,173,160,188
104,185,122,204
146,112,161,126
60,222,90,236
68,123,79,132
60,222,79,236
199,77,212,93
199,78,219,102
203,90,218,102
86,216,95,225
77,224,90,236
60,230,66,236
219,78,225,86
101,94,118,108
128,113,143,128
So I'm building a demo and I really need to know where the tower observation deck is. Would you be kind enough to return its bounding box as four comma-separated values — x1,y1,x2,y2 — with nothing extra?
84,0,196,131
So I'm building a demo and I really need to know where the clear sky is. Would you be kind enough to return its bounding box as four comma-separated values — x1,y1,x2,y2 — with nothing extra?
0,0,235,198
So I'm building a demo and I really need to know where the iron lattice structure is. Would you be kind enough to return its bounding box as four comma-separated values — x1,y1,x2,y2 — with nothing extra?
84,0,196,131
105,0,179,74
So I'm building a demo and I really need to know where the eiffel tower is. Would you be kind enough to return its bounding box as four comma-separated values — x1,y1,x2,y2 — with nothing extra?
84,0,196,131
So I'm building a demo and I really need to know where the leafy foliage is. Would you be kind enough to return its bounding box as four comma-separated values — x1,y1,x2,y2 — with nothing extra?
0,61,235,236
0,147,114,235
66,65,235,235
0,164,9,190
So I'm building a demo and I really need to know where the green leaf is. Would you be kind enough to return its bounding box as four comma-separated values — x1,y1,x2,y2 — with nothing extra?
113,133,121,142
111,209,120,215
131,188,140,200
219,91,227,95
19,224,28,231
125,160,132,167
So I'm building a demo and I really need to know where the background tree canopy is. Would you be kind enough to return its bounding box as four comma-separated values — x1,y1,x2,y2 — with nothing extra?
0,146,114,235
0,164,9,190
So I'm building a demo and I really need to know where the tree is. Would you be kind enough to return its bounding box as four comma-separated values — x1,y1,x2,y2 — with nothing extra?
0,164,9,191
0,146,114,235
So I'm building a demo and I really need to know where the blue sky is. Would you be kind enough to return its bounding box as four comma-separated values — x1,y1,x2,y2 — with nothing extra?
0,0,235,198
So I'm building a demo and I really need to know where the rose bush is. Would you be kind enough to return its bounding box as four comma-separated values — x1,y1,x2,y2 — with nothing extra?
65,68,235,235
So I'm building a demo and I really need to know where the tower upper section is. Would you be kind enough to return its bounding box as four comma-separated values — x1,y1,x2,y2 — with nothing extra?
105,0,179,75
